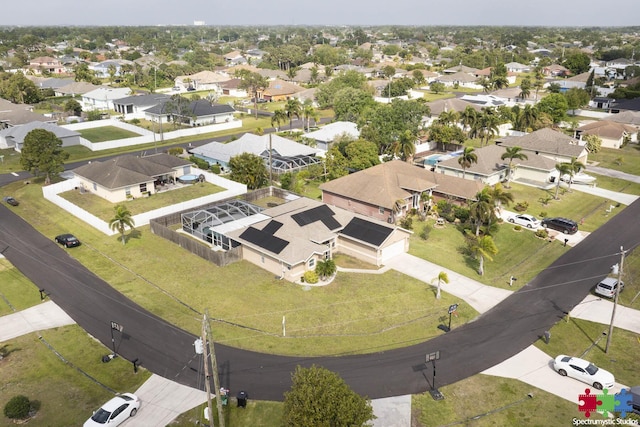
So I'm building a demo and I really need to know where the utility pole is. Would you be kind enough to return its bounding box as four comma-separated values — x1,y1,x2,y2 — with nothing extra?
269,133,273,186
201,314,214,425
605,247,625,354
203,311,225,427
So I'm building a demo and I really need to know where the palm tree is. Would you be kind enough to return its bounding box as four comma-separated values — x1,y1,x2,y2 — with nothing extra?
395,130,416,162
459,106,478,137
435,271,449,300
469,188,494,236
565,157,586,191
519,77,532,99
437,110,459,126
302,101,319,132
271,109,287,131
458,146,477,179
520,104,539,132
488,183,514,219
478,108,500,146
109,204,135,245
554,163,572,199
500,146,528,187
469,235,498,276
285,98,302,129
315,259,336,281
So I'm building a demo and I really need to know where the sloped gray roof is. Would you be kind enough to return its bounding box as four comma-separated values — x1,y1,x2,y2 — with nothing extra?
437,145,556,176
72,154,189,189
302,121,360,142
192,133,319,164
113,93,171,107
0,121,80,142
496,128,585,158
144,99,235,117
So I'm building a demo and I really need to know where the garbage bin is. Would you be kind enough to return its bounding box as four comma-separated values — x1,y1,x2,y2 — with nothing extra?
237,390,248,408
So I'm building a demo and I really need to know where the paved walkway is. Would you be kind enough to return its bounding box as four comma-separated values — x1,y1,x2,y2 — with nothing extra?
588,166,640,184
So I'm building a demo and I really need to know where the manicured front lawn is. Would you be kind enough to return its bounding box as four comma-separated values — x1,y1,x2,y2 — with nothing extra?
589,145,640,175
0,325,150,427
78,126,142,142
59,181,224,220
0,259,42,315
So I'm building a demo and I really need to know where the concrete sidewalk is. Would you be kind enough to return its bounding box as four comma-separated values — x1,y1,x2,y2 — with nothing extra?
0,300,75,341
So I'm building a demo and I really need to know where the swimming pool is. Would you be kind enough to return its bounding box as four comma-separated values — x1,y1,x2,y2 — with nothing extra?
177,174,199,184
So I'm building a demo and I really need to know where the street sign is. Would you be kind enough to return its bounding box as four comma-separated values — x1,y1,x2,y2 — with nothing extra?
110,321,124,333
426,351,440,363
448,304,458,314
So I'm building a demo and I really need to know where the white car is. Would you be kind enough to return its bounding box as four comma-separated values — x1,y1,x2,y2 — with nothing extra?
508,214,541,229
594,277,624,298
84,393,140,427
553,355,615,390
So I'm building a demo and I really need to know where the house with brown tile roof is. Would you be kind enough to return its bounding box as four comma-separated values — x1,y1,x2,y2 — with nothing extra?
575,120,637,148
225,196,411,280
320,160,438,223
29,56,65,74
72,153,193,203
262,79,305,101
435,144,557,187
496,127,588,165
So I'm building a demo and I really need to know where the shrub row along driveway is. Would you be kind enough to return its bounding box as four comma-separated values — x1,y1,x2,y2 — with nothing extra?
0,198,638,401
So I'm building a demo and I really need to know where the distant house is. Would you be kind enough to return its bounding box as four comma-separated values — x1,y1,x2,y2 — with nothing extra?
604,111,640,128
0,99,55,130
435,71,481,89
302,121,360,151
81,87,132,112
190,132,320,172
72,153,193,203
505,62,531,73
90,60,133,78
143,99,236,127
496,127,588,165
610,98,640,113
262,79,306,101
435,144,557,187
29,56,65,74
589,97,613,110
542,64,570,77
219,79,247,97
575,120,637,148
112,93,171,120
55,81,100,97
0,121,80,151
174,70,230,92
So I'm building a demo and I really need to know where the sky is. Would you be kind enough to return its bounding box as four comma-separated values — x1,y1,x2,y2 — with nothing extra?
1,0,639,27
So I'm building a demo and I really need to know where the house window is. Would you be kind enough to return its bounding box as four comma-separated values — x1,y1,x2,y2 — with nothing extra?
261,256,265,264
140,183,147,193
125,187,131,197
93,182,97,191
308,258,315,268
379,206,385,215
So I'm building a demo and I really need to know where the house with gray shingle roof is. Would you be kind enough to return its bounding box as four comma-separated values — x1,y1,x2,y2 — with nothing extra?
72,153,193,203
302,121,360,151
225,196,411,280
0,121,81,151
112,93,171,120
435,144,557,187
0,99,56,129
575,120,637,148
191,133,320,171
496,127,588,165
144,99,236,126
435,71,482,89
55,81,100,97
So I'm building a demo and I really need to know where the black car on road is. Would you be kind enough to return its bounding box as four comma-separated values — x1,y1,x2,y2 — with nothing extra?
541,217,578,234
55,234,81,248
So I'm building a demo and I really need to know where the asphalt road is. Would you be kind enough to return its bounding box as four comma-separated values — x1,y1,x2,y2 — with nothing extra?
2,194,639,401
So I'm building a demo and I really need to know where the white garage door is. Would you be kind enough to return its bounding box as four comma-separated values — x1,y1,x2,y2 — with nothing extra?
381,239,406,263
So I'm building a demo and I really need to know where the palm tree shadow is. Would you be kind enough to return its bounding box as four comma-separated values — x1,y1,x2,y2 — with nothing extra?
127,229,142,242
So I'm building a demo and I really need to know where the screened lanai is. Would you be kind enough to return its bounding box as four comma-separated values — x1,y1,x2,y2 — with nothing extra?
262,152,322,174
182,200,266,249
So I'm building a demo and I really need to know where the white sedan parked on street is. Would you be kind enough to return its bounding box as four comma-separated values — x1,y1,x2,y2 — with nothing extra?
508,214,541,229
84,393,140,427
553,355,615,390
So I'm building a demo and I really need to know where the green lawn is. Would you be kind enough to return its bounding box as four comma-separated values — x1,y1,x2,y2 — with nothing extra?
0,259,42,315
589,145,640,175
0,326,150,427
59,181,224,220
78,126,142,142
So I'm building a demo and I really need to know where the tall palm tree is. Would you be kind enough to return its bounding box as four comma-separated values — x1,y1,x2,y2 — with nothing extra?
469,235,498,276
554,163,572,200
458,146,477,179
469,188,494,236
271,109,287,131
435,271,449,300
500,146,528,187
488,183,514,218
109,204,135,245
459,106,478,137
520,104,539,132
396,130,416,162
302,101,319,132
565,157,586,192
437,110,459,126
478,108,500,146
285,98,302,129
519,77,532,99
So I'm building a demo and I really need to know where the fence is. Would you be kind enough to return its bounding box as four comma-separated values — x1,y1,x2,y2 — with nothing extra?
62,118,242,152
42,168,247,236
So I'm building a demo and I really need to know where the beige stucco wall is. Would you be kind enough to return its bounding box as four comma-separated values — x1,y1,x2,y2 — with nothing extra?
76,176,153,203
515,167,552,183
